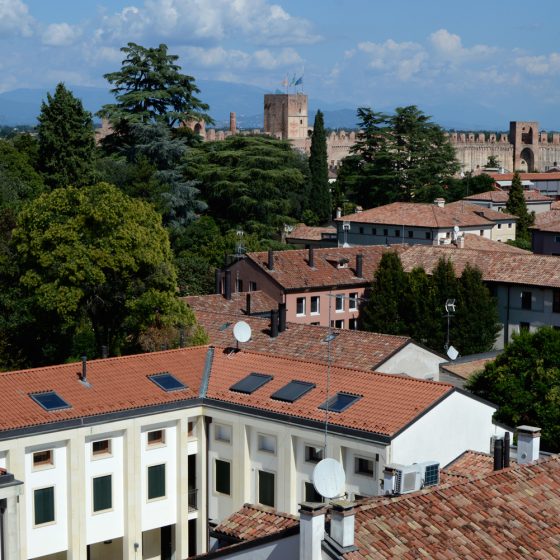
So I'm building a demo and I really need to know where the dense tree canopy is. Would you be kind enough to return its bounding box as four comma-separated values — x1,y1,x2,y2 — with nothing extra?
506,171,535,247
337,106,459,208
37,83,95,188
3,183,205,366
467,327,560,452
308,110,331,224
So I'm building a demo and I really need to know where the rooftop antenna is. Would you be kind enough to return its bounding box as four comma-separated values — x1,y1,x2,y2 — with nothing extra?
452,225,460,244
444,299,456,353
232,320,251,351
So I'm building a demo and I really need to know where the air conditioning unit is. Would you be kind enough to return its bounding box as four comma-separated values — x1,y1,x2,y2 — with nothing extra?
383,461,440,495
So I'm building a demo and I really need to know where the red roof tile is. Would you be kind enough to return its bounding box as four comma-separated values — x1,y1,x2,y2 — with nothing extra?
206,349,453,437
460,234,530,253
213,504,298,542
440,357,495,380
532,209,560,232
465,189,553,203
487,172,560,181
184,291,278,316
286,223,337,242
440,450,517,482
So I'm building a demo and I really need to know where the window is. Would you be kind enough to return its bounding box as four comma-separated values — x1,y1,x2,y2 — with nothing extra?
553,290,560,313
394,229,400,237
372,228,377,235
188,421,196,438
349,318,358,330
355,457,374,475
230,373,273,394
521,291,532,310
33,450,53,468
310,296,320,315
520,322,530,332
93,475,112,512
214,424,232,443
272,380,315,402
335,295,344,312
509,223,513,229
305,482,323,503
34,487,55,526
92,440,111,457
147,429,165,446
480,230,484,236
249,281,257,292
305,445,324,463
258,470,275,507
498,223,502,229
236,278,243,292
149,372,186,392
408,230,413,238
359,227,364,234
257,434,276,454
147,464,166,500
349,293,358,310
425,231,431,240
215,460,231,495
30,391,70,411
556,236,560,243
383,228,388,236
334,319,344,329
310,321,320,326
319,392,361,413
296,297,306,316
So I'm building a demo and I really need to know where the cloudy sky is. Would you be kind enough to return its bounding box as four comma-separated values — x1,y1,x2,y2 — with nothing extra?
3,0,560,127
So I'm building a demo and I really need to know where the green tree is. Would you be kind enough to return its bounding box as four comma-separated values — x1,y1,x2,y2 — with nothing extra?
308,110,331,223
506,171,535,245
485,154,500,168
361,251,408,334
37,83,95,188
401,266,436,344
99,42,211,145
7,182,205,364
467,327,560,452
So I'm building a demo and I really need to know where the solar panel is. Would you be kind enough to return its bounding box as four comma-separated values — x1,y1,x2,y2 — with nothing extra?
319,392,361,413
149,372,186,392
30,391,71,411
230,372,273,394
271,380,315,402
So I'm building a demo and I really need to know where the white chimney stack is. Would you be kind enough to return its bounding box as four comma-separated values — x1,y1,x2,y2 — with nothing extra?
434,198,445,208
517,425,541,464
299,503,326,560
330,501,355,548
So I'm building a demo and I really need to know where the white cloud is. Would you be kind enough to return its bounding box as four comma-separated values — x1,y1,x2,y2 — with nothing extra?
429,29,496,60
253,47,302,69
358,39,426,80
0,0,33,37
42,23,82,47
515,53,560,75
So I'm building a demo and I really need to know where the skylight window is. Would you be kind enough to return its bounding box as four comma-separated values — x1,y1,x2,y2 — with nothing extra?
271,380,315,403
30,391,71,411
230,373,273,394
319,392,361,413
149,372,186,392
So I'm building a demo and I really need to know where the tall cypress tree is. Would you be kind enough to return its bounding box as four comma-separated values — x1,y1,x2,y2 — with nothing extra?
37,83,95,189
308,110,331,223
506,171,535,244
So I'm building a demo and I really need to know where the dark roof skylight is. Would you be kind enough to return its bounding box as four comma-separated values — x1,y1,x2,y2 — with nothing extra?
30,391,71,411
149,372,186,392
319,392,361,413
230,372,273,394
271,380,315,403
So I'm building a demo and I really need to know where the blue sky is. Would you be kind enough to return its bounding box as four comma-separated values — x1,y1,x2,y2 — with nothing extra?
3,0,560,127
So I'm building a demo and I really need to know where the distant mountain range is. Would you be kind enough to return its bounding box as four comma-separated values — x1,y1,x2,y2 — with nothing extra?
0,80,511,131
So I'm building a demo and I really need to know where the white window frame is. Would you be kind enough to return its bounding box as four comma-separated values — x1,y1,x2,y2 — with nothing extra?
349,293,358,311
335,295,344,312
296,297,306,316
310,296,320,315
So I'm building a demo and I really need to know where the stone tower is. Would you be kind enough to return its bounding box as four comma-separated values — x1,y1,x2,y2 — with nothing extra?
264,93,308,140
509,121,539,171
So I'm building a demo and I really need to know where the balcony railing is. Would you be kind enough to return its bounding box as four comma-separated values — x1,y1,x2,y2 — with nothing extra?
188,488,198,512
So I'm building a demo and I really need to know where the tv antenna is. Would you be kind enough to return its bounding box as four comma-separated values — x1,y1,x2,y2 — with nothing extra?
444,299,456,352
312,457,346,500
232,320,251,350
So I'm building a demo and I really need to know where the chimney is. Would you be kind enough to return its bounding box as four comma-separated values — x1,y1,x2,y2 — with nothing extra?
383,466,397,495
268,250,274,270
246,293,251,316
270,309,279,338
278,302,287,333
355,205,363,213
299,503,326,560
81,355,87,382
457,235,465,249
493,437,504,471
224,270,232,300
434,198,445,208
356,253,363,278
308,247,315,268
503,431,511,468
230,112,237,134
330,501,355,549
336,207,342,219
215,269,223,295
517,425,541,464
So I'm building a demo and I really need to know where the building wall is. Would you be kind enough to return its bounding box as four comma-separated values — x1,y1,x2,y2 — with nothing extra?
532,231,560,255
378,344,446,380
227,259,285,306
490,222,516,242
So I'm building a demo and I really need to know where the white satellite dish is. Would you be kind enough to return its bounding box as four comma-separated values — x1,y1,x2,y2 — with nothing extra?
233,321,252,343
447,345,459,361
312,458,345,499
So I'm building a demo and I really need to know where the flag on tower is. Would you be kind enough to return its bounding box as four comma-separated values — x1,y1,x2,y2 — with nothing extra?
294,75,303,86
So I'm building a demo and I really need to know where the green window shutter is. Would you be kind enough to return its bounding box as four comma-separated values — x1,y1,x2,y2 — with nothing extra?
34,487,55,525
259,471,275,507
148,464,166,499
93,475,112,512
215,460,231,495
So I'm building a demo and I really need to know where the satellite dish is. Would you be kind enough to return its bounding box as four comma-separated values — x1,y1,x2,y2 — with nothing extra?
312,458,345,499
233,321,252,343
447,345,459,360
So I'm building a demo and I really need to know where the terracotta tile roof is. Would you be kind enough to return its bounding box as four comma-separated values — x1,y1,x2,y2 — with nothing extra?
465,189,553,203
184,291,278,316
0,347,209,433
532,209,560,232
213,504,298,542
487,172,560,181
286,223,337,242
206,349,453,437
440,450,518,483
552,200,560,210
440,357,495,380
335,201,515,228
193,310,414,372
461,233,530,253
244,246,399,290
400,245,560,288
345,456,560,559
